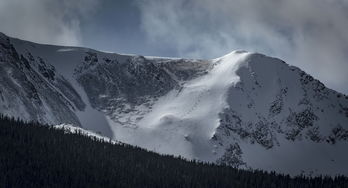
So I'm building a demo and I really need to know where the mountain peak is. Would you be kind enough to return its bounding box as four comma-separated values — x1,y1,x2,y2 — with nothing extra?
216,50,250,60
1,32,348,176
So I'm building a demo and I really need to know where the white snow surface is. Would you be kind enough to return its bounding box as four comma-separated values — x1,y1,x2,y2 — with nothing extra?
110,51,250,160
54,124,118,144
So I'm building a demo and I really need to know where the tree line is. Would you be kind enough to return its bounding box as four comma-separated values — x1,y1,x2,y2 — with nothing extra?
0,114,347,188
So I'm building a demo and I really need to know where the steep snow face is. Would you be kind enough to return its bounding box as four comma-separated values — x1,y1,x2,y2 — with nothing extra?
212,53,348,175
0,33,84,126
1,32,348,176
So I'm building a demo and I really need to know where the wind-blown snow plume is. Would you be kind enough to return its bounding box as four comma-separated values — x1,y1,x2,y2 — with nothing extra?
0,0,99,46
137,0,348,94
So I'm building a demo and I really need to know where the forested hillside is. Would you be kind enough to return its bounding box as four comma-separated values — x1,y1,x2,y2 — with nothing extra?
0,115,347,188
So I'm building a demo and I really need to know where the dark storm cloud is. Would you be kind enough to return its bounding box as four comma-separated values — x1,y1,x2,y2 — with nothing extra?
136,0,348,94
0,0,99,46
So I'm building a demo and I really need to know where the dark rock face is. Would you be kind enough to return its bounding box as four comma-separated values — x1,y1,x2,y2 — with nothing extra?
327,125,348,144
75,52,210,126
269,87,288,116
217,109,277,149
216,143,246,168
285,108,318,141
0,34,84,126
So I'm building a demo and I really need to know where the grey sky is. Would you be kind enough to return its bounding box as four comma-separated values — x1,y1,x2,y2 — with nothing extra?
0,0,347,94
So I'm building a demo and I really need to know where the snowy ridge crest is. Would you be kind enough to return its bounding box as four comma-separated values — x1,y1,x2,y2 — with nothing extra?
54,124,118,144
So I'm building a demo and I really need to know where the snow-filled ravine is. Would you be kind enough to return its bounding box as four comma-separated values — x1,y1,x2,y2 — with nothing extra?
109,51,250,161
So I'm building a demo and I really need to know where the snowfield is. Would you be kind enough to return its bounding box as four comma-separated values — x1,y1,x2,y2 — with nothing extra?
110,51,250,160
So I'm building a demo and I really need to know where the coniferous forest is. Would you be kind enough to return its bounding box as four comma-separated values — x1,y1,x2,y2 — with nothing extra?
0,115,347,188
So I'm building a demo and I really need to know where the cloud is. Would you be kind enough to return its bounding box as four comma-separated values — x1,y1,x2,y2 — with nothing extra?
137,0,348,94
0,0,99,46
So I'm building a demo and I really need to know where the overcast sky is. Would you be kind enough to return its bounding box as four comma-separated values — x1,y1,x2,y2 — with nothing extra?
0,0,347,94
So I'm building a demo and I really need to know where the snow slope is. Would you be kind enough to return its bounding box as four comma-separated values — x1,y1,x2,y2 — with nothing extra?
1,32,348,176
54,124,118,144
109,51,250,160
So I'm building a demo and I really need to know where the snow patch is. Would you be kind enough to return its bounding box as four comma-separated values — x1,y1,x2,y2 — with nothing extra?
54,124,118,144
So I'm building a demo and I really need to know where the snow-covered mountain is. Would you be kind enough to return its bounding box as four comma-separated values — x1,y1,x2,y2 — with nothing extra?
1,32,347,176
